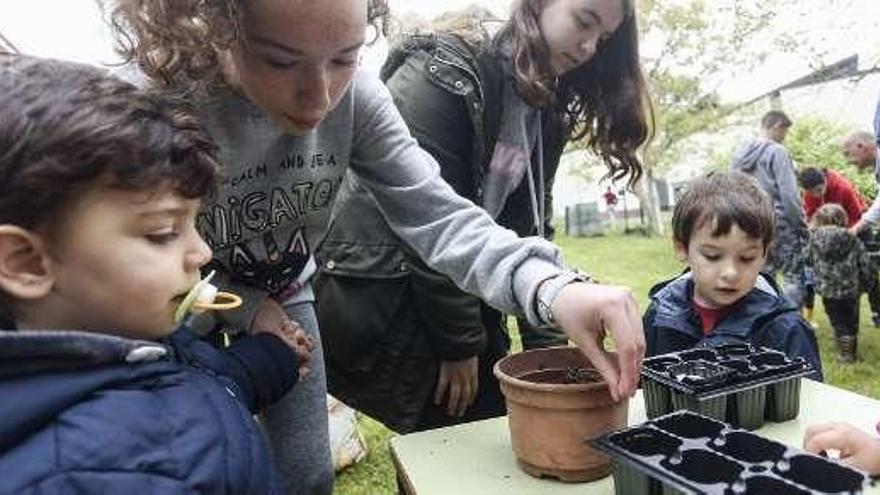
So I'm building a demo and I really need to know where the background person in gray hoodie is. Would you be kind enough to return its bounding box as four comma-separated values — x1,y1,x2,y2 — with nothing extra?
731,110,808,307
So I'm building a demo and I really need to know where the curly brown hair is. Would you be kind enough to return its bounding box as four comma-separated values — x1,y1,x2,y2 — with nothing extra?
0,54,218,236
108,0,390,96
498,0,652,188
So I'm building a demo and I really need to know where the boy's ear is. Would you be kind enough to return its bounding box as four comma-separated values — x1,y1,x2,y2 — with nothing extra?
0,225,55,300
673,240,688,262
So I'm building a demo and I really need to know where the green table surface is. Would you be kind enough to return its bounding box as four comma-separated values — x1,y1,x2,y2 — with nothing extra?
390,379,880,494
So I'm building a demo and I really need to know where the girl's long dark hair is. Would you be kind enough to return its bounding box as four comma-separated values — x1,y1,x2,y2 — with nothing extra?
499,0,652,187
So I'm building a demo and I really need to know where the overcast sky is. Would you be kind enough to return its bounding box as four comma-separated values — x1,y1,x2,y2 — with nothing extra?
0,0,511,67
2,0,878,104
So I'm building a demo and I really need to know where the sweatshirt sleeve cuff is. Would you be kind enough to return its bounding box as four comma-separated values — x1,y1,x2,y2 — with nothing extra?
513,258,565,327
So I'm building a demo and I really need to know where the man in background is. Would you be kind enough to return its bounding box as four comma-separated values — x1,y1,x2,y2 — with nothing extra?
841,130,880,327
843,131,880,233
732,110,808,307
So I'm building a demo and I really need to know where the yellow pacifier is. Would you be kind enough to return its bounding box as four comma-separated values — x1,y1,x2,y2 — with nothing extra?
173,270,243,324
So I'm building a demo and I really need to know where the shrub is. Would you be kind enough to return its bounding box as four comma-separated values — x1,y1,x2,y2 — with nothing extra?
786,116,876,201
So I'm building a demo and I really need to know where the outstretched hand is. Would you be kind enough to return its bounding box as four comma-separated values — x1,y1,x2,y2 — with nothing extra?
804,422,880,475
550,282,645,402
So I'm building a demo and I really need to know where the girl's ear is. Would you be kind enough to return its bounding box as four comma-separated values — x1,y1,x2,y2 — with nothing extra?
215,46,242,90
673,240,688,263
0,225,55,300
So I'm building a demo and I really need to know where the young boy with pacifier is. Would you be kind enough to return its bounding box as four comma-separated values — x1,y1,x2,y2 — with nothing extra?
0,54,312,494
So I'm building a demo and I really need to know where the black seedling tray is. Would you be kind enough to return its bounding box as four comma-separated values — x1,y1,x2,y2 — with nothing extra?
592,410,870,495
642,344,814,429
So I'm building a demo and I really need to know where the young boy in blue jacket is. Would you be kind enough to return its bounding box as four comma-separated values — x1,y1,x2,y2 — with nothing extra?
0,55,312,493
643,171,823,380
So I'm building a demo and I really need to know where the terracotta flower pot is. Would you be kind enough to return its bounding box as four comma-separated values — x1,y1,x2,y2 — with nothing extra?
494,346,628,482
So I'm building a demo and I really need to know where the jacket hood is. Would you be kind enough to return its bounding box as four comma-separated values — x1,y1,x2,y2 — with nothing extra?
0,330,169,453
420,5,493,47
809,226,858,263
649,272,790,340
731,139,773,173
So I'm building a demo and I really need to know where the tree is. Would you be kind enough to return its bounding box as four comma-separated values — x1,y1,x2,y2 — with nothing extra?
628,0,794,235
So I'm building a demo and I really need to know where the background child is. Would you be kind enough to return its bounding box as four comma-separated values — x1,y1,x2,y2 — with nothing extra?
802,203,877,363
0,54,311,493
643,171,823,380
797,166,869,326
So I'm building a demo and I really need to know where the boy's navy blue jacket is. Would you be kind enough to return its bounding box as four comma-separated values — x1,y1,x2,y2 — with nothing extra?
0,326,300,494
643,273,824,381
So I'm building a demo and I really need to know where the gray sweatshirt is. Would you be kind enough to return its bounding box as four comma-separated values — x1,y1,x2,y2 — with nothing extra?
731,138,807,239
194,69,564,328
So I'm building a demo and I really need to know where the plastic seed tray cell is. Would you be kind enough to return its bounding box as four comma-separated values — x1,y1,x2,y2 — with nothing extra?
641,344,814,428
592,410,869,495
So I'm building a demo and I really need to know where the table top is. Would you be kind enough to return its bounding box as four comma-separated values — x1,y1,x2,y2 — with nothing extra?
390,379,880,494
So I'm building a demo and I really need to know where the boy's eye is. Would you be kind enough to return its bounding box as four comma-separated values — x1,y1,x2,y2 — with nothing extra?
332,58,358,68
575,15,595,30
703,254,720,261
740,256,757,263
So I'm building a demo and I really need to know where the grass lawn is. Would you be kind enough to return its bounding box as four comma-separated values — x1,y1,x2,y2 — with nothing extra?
333,229,880,494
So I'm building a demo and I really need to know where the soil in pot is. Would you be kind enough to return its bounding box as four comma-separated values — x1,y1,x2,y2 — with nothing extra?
518,367,602,385
495,346,629,483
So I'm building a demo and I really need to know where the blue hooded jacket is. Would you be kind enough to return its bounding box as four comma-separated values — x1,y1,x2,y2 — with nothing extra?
643,273,823,381
0,327,299,494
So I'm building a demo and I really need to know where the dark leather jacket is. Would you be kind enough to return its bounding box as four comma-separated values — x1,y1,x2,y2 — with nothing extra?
314,33,568,433
380,33,567,235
